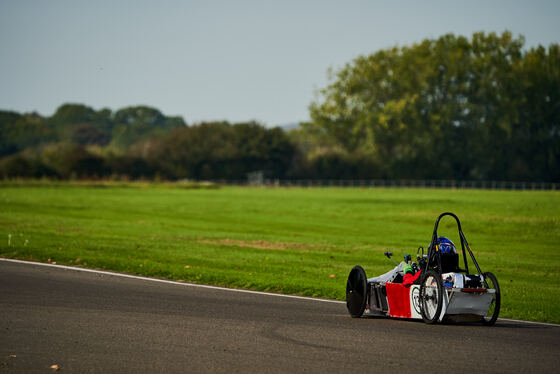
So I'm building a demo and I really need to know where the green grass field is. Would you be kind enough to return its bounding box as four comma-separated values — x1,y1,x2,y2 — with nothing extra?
1,183,558,323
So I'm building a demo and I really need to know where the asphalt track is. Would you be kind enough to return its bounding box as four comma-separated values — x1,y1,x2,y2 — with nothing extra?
1,259,558,373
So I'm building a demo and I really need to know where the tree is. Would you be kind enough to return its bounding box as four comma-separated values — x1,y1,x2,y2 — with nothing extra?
232,122,295,178
49,103,113,145
143,122,236,180
71,123,111,145
0,111,54,157
141,121,294,180
112,106,186,148
0,154,57,179
49,103,97,127
511,44,560,181
40,143,108,179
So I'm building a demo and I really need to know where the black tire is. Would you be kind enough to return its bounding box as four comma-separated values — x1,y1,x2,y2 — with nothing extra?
482,272,500,326
346,265,368,318
419,270,444,324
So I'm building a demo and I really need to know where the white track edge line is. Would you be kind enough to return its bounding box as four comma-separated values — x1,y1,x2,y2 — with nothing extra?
0,258,344,305
2,258,559,327
495,318,559,327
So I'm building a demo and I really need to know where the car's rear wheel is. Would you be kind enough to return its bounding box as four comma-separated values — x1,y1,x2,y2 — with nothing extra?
420,270,444,324
346,265,367,318
482,272,500,326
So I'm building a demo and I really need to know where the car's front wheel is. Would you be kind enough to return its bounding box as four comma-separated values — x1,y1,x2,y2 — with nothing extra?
346,265,367,318
420,270,444,324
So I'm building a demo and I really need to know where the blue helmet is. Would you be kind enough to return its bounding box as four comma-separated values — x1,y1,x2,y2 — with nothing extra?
437,237,456,254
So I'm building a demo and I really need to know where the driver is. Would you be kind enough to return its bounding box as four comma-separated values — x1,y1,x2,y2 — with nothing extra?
438,237,456,253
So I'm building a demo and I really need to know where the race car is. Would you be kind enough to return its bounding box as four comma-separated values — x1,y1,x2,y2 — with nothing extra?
346,212,500,325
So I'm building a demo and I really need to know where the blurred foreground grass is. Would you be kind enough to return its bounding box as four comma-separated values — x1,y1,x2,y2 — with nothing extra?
0,183,558,323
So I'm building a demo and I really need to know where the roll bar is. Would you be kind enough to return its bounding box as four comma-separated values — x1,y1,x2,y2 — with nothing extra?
424,212,484,276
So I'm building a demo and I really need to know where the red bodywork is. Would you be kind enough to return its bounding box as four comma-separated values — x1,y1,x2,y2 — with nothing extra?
386,283,412,318
385,270,423,318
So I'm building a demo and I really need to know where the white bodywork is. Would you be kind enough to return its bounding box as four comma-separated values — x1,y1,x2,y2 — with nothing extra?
367,262,407,283
366,270,495,321
441,288,495,318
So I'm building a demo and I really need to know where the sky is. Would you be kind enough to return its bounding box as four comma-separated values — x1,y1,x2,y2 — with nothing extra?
1,0,559,127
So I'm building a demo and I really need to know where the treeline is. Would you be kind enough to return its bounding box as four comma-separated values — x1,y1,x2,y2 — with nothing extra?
0,105,295,180
1,31,559,182
304,31,559,182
